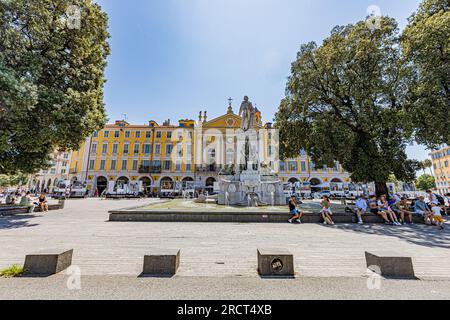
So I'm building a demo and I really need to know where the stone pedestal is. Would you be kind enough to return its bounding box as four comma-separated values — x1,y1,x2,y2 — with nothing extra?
257,248,294,277
143,249,180,276
365,251,415,278
24,249,73,275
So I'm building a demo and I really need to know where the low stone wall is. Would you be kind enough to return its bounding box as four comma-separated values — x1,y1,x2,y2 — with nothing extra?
109,209,429,224
0,203,63,216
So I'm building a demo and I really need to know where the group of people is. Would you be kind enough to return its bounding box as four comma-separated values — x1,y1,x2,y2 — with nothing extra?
288,195,335,225
355,190,447,229
288,190,448,230
2,191,49,213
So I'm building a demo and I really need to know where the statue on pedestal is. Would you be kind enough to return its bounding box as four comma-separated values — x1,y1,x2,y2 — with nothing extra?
239,96,256,132
238,96,258,171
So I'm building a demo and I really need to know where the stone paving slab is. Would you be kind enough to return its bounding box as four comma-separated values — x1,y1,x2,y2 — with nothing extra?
0,199,449,279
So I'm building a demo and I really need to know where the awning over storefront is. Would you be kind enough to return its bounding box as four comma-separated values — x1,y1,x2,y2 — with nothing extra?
313,183,330,189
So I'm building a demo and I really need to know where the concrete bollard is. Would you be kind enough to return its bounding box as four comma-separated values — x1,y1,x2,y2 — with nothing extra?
257,248,294,277
143,249,180,276
24,249,73,276
365,251,415,278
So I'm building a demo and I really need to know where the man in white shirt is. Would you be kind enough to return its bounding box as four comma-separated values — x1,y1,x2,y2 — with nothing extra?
426,190,438,204
444,193,450,216
354,196,368,224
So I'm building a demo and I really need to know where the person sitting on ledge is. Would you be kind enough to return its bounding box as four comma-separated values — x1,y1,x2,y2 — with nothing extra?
5,192,16,205
413,196,433,225
377,194,401,226
392,197,414,224
320,195,334,225
445,193,450,216
354,196,367,224
288,195,304,224
19,191,35,213
38,192,49,212
430,202,445,230
368,195,391,224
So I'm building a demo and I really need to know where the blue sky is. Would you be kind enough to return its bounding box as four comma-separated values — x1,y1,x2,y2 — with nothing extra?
96,0,428,161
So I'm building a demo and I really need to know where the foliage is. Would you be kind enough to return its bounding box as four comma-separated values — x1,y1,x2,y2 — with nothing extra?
402,0,450,147
275,17,419,194
0,264,24,278
416,173,436,191
0,173,29,187
0,0,110,174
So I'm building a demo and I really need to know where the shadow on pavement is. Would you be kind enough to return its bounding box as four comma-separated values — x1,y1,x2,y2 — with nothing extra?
330,221,450,249
0,215,39,230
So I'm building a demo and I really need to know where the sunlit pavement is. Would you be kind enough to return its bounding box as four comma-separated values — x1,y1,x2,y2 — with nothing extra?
1,199,449,282
1,276,450,300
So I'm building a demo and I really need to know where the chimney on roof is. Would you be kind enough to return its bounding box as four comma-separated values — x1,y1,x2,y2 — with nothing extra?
203,111,207,123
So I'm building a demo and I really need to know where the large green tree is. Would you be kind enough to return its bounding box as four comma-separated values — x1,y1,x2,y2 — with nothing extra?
0,0,110,174
402,0,450,147
416,174,436,191
0,173,29,188
275,17,419,196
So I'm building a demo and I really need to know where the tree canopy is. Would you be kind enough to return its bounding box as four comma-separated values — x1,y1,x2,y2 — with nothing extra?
275,0,449,195
275,17,419,194
402,0,450,147
0,0,110,174
0,173,28,188
416,174,436,191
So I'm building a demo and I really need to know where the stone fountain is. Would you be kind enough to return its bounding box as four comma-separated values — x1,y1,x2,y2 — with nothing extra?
217,96,286,207
218,161,285,206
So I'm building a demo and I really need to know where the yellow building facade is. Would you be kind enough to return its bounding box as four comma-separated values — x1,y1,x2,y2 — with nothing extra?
431,145,450,195
63,102,350,195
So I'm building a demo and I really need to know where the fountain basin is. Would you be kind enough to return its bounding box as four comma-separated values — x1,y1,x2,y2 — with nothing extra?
108,199,363,223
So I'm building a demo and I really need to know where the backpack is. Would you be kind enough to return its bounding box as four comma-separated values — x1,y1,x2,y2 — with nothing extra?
435,194,445,206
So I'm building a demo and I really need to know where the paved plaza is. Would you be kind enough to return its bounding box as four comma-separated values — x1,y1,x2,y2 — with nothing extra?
1,199,449,299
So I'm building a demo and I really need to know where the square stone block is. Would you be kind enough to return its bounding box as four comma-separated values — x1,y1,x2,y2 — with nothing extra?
257,248,294,277
143,249,180,276
24,249,73,275
365,251,415,278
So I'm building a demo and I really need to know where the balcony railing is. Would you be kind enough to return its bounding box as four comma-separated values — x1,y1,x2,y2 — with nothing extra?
195,165,222,173
138,166,162,174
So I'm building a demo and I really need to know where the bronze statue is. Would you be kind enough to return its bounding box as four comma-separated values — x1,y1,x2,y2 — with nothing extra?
239,96,256,132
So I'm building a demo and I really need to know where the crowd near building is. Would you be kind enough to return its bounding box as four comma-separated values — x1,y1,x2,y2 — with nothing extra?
29,101,351,196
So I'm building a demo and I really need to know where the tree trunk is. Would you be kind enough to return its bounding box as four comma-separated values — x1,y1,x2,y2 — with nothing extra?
375,182,389,198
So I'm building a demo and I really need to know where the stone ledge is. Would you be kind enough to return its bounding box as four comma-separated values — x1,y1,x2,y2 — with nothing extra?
0,204,63,216
109,210,429,224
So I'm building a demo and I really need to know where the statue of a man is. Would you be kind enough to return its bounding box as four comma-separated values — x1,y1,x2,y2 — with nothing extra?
239,96,256,132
